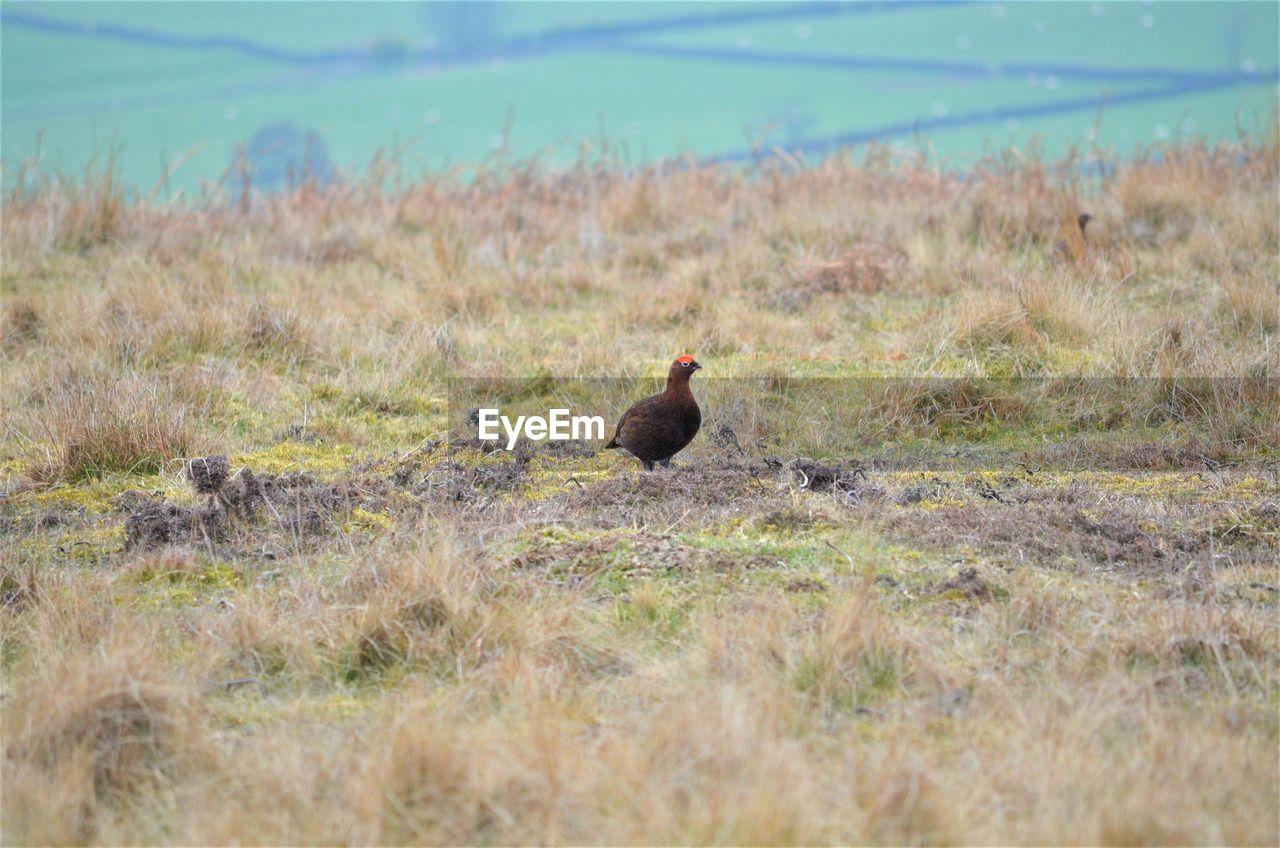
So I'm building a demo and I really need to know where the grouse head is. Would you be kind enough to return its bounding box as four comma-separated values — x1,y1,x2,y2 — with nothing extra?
667,354,702,388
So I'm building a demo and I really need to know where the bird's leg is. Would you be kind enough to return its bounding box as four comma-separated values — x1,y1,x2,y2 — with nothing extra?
658,458,671,468
641,460,655,471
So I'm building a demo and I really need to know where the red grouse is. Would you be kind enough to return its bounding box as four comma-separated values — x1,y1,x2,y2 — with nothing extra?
606,355,702,470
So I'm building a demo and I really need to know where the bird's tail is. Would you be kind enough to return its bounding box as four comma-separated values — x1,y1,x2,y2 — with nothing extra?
605,437,619,449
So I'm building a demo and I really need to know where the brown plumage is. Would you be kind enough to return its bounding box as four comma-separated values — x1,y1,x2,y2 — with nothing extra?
605,355,702,470
1054,211,1093,261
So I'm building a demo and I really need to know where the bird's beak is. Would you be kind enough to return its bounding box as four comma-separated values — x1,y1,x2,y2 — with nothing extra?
692,361,702,371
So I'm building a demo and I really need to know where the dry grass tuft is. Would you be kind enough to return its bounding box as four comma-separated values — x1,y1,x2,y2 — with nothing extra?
2,635,209,844
27,373,196,483
792,241,909,299
4,151,131,255
243,300,313,357
1017,274,1112,345
792,581,920,713
2,296,44,351
869,375,1028,434
945,290,1035,352
1215,275,1280,336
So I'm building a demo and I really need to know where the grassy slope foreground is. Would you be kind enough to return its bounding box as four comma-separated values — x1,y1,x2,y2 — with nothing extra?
1,142,1278,844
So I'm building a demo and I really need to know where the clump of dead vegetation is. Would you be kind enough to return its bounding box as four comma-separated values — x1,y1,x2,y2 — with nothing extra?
122,454,399,553
2,629,212,844
25,373,196,484
4,150,131,254
783,240,909,306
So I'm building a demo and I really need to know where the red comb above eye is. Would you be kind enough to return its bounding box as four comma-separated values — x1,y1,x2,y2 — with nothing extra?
676,354,695,363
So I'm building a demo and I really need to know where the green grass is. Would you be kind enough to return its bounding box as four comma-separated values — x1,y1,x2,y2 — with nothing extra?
3,2,1277,193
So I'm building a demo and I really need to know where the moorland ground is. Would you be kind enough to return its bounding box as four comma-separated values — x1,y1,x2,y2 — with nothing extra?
1,140,1278,844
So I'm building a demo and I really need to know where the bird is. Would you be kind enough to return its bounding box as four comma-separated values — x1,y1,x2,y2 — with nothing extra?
605,355,702,470
1053,211,1093,261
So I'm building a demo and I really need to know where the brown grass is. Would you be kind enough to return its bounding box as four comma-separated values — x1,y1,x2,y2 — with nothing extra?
1,136,1276,845
24,372,196,483
3,612,213,844
5,150,130,253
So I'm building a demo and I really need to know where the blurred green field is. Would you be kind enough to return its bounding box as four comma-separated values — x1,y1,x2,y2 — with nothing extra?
2,0,1276,195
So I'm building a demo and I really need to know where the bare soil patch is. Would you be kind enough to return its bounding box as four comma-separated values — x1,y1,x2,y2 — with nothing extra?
926,566,997,602
880,481,1275,574
510,528,778,582
124,455,396,553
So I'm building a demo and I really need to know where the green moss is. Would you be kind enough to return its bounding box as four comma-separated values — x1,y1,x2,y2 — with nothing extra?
210,687,379,729
2,630,27,674
1044,345,1111,374
681,528,816,566
17,474,180,516
234,441,356,476
340,385,442,419
67,524,127,560
345,507,393,533
127,558,244,608
0,455,27,485
518,452,622,501
309,688,378,720
310,383,342,402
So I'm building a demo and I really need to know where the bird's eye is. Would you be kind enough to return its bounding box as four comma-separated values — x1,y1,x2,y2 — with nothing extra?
680,361,690,367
